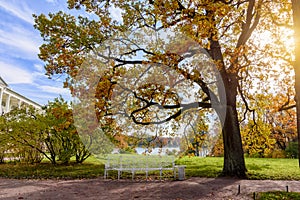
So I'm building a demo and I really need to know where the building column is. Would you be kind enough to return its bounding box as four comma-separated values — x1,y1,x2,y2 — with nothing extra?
6,94,11,113
0,88,3,114
18,100,23,109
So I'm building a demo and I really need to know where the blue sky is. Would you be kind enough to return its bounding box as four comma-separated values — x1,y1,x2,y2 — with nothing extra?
0,0,74,106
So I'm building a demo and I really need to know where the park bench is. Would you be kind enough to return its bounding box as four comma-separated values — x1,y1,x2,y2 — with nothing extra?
104,154,177,180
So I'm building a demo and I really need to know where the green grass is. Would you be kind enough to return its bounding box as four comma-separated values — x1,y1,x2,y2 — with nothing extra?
176,156,223,178
176,157,300,180
0,156,104,179
246,158,300,180
257,191,300,200
0,156,300,180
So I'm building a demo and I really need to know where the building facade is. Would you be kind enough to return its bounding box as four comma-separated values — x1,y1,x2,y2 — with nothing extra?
0,76,42,114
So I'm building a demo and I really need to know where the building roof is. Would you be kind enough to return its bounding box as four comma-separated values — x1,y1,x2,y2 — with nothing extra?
0,76,42,109
5,87,42,108
0,76,8,87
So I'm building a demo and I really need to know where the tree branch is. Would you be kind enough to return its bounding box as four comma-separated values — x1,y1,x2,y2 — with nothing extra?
236,0,261,47
237,79,255,123
278,104,296,111
128,101,211,125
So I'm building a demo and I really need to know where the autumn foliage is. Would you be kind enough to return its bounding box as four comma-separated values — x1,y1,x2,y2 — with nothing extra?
33,0,298,177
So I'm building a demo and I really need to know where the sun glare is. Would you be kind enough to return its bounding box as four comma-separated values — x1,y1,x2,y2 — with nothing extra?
250,26,295,94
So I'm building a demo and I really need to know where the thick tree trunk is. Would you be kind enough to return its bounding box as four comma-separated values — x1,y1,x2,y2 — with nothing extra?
221,104,247,177
214,77,247,177
209,38,247,177
292,0,300,167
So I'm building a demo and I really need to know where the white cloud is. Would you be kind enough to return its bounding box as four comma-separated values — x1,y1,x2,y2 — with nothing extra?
0,25,41,60
24,91,63,105
0,61,33,84
38,85,70,95
45,0,59,5
0,0,34,24
33,64,45,72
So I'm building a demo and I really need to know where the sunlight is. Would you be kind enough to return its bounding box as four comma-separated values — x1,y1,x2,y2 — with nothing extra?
249,26,295,95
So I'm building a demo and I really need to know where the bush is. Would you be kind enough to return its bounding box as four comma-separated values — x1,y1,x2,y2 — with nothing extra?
0,150,4,164
19,148,43,164
268,149,286,158
285,142,299,158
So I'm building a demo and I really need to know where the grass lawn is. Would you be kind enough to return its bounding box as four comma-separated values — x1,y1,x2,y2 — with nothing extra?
246,158,300,180
0,156,104,179
176,157,300,180
0,156,300,180
257,191,300,200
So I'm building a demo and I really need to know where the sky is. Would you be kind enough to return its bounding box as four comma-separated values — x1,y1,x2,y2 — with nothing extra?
0,0,75,106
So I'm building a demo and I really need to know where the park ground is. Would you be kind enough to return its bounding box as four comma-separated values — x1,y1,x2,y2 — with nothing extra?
1,177,300,200
1,157,300,199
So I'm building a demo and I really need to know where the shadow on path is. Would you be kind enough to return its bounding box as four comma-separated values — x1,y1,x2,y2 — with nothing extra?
0,177,299,200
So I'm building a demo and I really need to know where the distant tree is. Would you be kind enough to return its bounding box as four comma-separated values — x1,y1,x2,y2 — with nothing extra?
181,112,209,156
263,0,300,165
211,136,224,157
269,94,297,152
0,116,11,163
0,98,93,165
241,120,276,157
0,107,45,164
45,97,92,164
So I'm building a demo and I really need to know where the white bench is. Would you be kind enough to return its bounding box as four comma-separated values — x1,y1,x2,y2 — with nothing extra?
104,154,176,180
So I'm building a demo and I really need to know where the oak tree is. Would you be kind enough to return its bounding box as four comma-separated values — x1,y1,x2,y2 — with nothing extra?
34,0,287,177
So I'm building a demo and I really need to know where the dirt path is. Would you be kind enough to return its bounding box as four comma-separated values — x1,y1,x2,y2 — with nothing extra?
1,177,300,200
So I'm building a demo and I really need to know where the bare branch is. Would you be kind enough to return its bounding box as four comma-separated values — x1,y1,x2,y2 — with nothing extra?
129,101,211,125
278,92,296,111
237,79,255,123
236,0,261,47
278,104,296,111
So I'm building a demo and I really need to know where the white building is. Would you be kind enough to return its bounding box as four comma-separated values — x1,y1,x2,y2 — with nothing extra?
0,76,42,114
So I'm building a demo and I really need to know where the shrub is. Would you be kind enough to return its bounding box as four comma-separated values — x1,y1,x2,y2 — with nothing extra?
0,150,4,164
285,142,299,158
268,149,286,158
19,148,43,164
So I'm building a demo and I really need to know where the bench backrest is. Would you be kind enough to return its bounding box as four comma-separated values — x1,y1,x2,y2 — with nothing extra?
105,154,175,169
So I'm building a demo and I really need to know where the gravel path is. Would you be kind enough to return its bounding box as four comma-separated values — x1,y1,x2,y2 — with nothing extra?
1,177,300,199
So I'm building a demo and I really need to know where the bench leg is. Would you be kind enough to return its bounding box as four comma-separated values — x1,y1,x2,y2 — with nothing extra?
160,169,162,180
132,170,135,180
118,170,121,180
174,168,176,179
